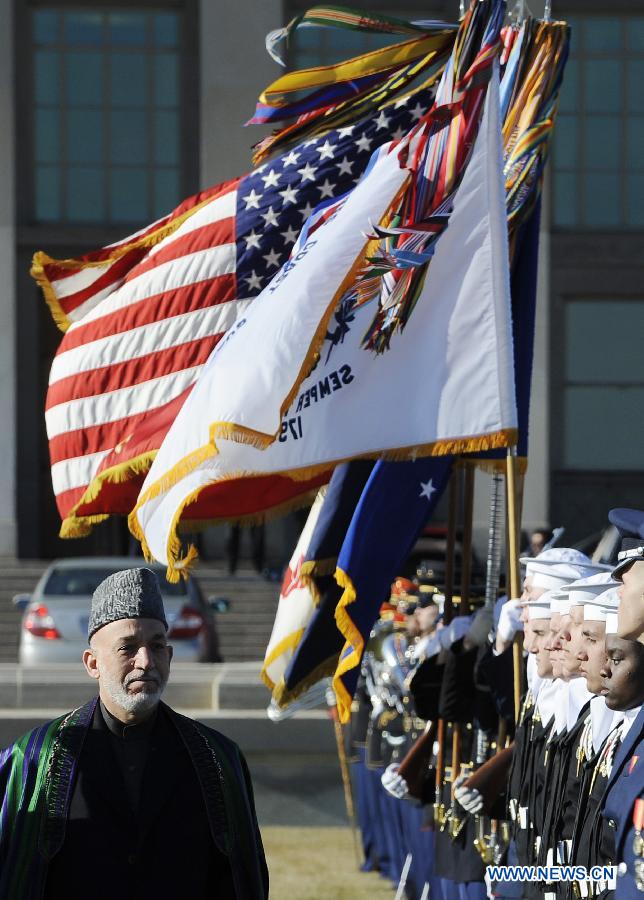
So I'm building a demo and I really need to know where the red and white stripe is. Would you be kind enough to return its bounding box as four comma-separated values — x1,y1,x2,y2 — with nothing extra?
43,177,255,529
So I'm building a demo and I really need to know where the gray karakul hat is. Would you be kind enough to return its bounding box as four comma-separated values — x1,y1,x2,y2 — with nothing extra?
88,567,168,640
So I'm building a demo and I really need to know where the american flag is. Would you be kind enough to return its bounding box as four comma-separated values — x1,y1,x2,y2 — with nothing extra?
35,90,435,537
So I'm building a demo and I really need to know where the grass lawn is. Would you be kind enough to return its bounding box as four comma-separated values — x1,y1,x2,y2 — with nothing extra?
262,825,394,899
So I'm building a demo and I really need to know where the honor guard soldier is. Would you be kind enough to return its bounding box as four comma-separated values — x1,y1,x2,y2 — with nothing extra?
571,606,644,897
456,550,607,900
602,509,644,897
538,574,617,887
354,578,429,889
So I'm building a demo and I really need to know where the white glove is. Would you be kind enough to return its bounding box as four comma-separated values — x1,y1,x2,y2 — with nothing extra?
466,606,494,646
438,615,472,650
381,763,410,800
415,616,472,660
497,598,524,642
453,773,484,814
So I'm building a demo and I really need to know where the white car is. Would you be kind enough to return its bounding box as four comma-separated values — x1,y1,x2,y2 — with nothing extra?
15,557,226,666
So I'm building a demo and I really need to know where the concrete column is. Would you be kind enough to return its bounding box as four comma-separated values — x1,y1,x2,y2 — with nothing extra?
472,189,552,557
522,185,551,533
0,0,16,557
199,0,285,186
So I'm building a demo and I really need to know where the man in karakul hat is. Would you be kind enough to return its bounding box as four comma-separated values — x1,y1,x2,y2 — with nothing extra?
0,567,269,900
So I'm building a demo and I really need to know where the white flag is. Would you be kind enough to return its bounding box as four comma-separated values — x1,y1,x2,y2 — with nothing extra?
131,70,516,575
261,486,327,691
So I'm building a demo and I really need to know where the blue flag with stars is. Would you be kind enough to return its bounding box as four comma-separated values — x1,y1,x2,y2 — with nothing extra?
275,456,452,715
273,460,374,707
235,88,436,297
332,456,453,720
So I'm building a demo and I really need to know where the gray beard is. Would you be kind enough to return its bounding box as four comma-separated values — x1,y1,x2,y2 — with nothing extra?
100,669,167,716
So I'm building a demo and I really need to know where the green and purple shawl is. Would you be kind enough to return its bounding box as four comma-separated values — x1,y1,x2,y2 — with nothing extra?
0,698,268,899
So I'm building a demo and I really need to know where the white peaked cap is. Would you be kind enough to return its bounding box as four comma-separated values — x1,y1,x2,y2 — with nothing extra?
605,612,619,635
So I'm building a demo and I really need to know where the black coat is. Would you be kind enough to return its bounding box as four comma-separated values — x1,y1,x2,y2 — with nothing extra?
45,704,242,900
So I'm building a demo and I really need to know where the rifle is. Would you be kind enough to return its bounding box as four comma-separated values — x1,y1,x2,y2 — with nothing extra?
433,718,447,825
397,719,437,800
464,743,514,814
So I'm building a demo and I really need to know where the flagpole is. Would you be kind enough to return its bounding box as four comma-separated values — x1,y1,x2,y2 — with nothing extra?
443,468,459,623
505,447,524,722
450,464,474,832
329,700,362,867
435,467,460,825
460,463,475,613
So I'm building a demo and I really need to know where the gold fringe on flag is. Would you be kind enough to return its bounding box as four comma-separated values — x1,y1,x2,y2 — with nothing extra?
31,192,230,333
271,653,340,709
260,629,307,691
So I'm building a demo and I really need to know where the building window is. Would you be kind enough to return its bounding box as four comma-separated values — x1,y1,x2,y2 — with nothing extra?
552,15,644,229
562,299,644,469
290,21,399,70
33,7,183,225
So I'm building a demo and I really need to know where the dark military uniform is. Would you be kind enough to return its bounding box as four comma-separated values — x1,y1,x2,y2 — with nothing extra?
433,638,489,898
507,686,540,865
539,702,593,871
603,707,644,898
602,507,644,897
571,720,624,897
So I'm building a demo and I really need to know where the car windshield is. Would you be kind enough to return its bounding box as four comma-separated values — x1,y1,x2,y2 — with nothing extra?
43,567,187,597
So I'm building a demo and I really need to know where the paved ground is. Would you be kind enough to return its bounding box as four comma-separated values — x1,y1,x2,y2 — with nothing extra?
249,755,348,828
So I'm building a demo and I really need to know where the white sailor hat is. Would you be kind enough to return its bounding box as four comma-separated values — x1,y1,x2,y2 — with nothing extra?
520,547,594,580
605,612,619,635
582,586,620,622
528,556,610,592
550,585,573,615
609,508,644,580
568,571,619,608
549,587,567,615
527,590,553,620
551,573,615,616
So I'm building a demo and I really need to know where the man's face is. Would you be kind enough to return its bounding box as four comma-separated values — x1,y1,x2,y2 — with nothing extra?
600,635,644,710
576,619,606,694
523,617,537,653
547,612,566,678
528,618,553,678
83,617,173,721
406,612,420,639
530,532,546,557
561,606,584,679
415,603,439,636
617,561,644,641
521,575,546,603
